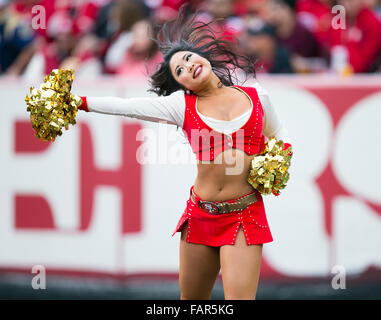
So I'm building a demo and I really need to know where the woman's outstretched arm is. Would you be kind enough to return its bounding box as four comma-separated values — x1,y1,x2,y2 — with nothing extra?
78,90,185,127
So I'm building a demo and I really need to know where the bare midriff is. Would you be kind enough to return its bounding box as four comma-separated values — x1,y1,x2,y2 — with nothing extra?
193,87,256,202
194,148,254,202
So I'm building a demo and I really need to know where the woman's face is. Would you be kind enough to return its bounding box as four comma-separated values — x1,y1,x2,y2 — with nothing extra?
169,51,213,92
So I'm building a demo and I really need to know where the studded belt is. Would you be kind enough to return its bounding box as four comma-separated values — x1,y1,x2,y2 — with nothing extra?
190,188,258,215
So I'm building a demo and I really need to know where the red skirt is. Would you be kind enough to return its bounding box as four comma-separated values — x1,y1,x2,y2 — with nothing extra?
171,185,273,247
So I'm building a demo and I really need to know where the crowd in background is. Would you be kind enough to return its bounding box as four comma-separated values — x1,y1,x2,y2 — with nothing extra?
1,0,381,79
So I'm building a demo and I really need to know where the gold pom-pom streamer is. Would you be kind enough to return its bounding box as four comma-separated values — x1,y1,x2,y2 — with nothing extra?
25,69,83,142
247,138,293,196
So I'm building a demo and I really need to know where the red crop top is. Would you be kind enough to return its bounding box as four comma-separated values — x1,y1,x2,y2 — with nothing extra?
182,85,265,161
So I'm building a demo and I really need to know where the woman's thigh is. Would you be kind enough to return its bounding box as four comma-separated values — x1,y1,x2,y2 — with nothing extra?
179,221,221,300
220,226,263,300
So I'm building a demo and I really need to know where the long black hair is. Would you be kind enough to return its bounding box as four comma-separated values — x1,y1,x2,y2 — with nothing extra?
147,3,258,97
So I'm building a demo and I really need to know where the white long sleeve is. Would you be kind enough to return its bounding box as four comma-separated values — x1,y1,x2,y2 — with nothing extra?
87,90,185,126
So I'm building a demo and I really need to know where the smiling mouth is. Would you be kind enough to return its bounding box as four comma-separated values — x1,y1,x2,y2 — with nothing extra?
193,65,202,79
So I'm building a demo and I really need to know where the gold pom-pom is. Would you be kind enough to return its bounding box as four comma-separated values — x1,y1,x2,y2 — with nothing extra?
25,69,83,142
247,138,293,196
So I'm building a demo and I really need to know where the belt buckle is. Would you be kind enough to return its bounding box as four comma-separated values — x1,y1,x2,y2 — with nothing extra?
198,200,220,215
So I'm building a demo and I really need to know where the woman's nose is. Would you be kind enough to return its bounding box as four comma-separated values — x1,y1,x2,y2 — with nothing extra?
187,64,194,73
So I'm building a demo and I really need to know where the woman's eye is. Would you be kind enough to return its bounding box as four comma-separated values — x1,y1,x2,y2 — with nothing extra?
177,54,192,76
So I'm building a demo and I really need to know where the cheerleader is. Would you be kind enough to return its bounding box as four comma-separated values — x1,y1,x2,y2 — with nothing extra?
77,5,292,300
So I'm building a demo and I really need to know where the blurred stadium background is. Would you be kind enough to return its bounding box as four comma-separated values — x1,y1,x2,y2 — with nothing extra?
1,0,381,300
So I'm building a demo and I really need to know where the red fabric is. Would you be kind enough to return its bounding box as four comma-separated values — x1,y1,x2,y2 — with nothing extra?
295,0,333,45
233,0,250,16
296,0,331,17
327,7,381,73
161,0,188,10
172,185,273,247
72,2,100,36
79,96,88,112
182,85,264,161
